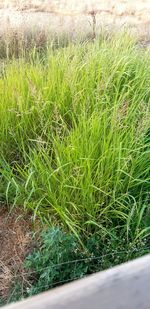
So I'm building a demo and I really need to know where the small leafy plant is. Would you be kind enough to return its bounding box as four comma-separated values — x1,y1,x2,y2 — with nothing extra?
7,227,149,302
24,228,93,296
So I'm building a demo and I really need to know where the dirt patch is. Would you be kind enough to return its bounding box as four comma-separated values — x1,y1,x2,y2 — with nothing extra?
0,206,34,301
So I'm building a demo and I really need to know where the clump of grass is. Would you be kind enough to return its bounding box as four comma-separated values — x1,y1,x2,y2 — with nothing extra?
0,26,91,60
0,27,50,59
0,33,150,248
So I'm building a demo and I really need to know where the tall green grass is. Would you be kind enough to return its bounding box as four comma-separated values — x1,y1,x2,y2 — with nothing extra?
0,33,150,245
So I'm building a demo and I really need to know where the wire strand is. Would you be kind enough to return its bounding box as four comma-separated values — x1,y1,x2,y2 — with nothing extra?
6,246,150,279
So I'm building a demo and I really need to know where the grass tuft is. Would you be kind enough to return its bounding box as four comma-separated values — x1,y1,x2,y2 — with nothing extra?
0,33,150,248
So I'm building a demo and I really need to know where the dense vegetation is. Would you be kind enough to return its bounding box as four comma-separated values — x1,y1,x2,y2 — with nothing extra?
7,227,150,302
0,33,150,302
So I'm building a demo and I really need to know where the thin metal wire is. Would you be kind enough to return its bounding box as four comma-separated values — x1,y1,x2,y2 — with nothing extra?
4,246,150,301
27,276,86,292
7,246,150,279
12,245,150,293
8,276,83,302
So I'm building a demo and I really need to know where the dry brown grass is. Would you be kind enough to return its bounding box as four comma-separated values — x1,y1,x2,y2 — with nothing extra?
0,206,33,301
0,1,150,55
0,27,51,58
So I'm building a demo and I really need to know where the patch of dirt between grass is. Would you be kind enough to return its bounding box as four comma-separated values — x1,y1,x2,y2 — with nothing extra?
0,206,35,303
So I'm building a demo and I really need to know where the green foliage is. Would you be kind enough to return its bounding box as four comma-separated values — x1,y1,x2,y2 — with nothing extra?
6,227,150,304
0,32,150,245
24,228,89,296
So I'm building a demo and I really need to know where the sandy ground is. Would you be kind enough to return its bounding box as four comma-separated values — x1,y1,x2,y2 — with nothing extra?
0,0,150,39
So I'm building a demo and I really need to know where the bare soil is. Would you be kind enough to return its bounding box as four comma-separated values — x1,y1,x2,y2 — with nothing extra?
0,206,33,301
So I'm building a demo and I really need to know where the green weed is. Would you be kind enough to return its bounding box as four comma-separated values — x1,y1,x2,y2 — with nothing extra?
4,226,150,305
